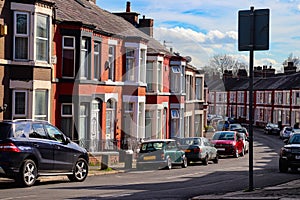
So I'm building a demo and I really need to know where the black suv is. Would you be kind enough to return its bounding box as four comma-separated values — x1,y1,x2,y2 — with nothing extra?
0,120,89,186
279,133,300,172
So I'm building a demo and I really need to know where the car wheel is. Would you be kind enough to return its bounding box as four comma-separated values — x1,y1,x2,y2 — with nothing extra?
279,159,288,173
240,148,245,157
68,158,88,182
182,156,188,168
234,149,239,158
213,154,219,164
202,155,208,165
165,157,172,170
16,159,37,187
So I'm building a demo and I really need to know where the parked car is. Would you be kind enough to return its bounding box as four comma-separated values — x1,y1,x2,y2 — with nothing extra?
211,131,245,158
279,126,293,139
264,123,281,135
0,119,89,187
279,133,300,172
232,127,249,137
179,137,218,165
228,123,243,131
136,139,187,170
216,120,229,131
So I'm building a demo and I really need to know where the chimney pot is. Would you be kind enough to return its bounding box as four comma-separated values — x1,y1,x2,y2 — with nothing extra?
126,1,131,12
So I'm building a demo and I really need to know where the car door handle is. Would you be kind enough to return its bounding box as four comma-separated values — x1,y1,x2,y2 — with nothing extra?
55,145,61,150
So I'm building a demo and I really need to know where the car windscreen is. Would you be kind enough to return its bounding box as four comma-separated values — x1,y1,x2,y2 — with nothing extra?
212,132,235,140
0,124,12,140
140,142,165,152
180,138,201,145
288,134,300,144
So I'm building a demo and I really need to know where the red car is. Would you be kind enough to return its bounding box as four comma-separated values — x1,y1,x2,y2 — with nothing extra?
211,131,245,158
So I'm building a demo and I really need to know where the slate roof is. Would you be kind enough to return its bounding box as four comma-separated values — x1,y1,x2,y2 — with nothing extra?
54,0,149,39
207,72,300,91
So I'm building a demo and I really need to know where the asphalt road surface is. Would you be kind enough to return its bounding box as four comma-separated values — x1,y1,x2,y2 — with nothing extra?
0,128,299,200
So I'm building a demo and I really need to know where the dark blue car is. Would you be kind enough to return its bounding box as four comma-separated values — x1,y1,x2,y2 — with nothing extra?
0,120,89,187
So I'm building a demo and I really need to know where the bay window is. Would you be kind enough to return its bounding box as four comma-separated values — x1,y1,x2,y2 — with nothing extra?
34,90,48,120
108,45,115,81
94,42,101,80
80,37,90,79
126,48,135,81
13,90,27,118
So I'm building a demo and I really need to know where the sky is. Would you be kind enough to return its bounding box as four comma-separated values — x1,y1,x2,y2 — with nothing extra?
96,0,300,72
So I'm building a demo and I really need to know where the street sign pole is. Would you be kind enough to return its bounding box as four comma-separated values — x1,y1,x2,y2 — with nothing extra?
238,6,269,192
249,7,254,191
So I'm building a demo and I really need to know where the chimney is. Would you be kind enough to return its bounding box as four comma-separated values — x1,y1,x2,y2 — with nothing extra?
126,1,131,12
113,1,139,27
139,15,154,37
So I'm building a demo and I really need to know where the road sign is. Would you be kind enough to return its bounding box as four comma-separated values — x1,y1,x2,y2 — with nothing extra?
238,8,269,51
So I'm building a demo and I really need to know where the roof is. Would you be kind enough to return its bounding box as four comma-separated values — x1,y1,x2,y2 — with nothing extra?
54,0,149,40
142,139,175,143
207,72,300,91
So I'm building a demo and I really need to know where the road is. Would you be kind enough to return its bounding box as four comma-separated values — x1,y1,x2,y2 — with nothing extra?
0,128,299,200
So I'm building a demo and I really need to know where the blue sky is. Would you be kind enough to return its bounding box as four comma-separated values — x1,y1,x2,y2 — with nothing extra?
96,0,300,72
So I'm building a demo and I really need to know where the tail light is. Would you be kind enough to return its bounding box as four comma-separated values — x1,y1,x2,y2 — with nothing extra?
0,143,21,152
194,147,202,153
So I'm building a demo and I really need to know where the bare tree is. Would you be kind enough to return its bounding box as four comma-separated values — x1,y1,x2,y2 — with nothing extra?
283,53,300,70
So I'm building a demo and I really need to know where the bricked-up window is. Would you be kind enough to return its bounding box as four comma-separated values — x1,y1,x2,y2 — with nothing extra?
80,37,90,79
61,103,73,139
62,36,75,78
14,12,29,60
36,14,49,62
34,90,48,121
126,48,135,81
108,45,115,81
94,42,101,80
13,90,27,118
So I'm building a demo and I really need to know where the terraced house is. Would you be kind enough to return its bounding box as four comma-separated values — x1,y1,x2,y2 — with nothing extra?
0,0,207,155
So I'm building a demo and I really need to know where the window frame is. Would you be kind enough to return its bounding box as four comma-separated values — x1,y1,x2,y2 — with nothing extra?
14,11,30,61
13,90,28,117
35,13,50,62
126,48,135,81
80,37,90,79
62,36,76,78
94,41,101,80
108,45,115,81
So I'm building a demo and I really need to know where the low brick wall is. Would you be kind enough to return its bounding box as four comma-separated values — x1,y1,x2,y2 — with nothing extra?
89,152,119,169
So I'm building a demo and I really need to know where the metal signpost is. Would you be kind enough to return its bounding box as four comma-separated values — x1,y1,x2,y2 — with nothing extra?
238,6,270,191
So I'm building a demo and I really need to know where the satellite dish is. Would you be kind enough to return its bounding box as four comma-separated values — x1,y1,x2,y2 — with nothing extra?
185,56,192,63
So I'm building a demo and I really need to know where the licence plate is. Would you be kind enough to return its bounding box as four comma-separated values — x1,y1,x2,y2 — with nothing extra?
217,148,225,151
144,156,156,161
185,149,191,153
295,155,300,159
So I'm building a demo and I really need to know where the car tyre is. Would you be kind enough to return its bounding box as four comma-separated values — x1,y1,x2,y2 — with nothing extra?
16,159,37,187
202,155,209,165
165,157,172,170
213,154,219,164
68,158,88,182
240,148,245,157
182,156,188,168
279,159,288,173
234,149,239,158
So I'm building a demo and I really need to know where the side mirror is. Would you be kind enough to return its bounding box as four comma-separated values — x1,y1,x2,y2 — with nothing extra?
283,139,289,144
64,137,71,144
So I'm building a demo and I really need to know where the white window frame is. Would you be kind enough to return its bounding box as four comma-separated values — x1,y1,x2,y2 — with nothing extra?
35,13,49,62
61,103,73,117
94,42,101,80
80,37,90,79
126,48,135,81
14,11,29,61
171,66,181,93
13,90,28,117
62,36,76,78
34,89,48,120
108,45,115,81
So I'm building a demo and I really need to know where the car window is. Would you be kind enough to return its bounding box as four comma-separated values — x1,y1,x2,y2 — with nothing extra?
15,123,31,138
45,124,65,142
213,132,234,140
289,135,300,144
31,123,48,139
140,142,164,152
166,141,177,150
0,123,12,139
